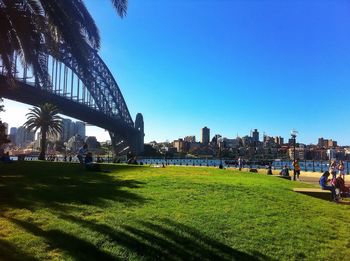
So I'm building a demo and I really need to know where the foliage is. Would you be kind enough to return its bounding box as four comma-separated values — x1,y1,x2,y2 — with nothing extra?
0,0,127,83
0,162,349,260
23,103,62,160
141,144,162,157
0,121,9,147
0,98,10,147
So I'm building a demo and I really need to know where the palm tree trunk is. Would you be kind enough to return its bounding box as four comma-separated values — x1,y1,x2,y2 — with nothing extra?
39,127,47,160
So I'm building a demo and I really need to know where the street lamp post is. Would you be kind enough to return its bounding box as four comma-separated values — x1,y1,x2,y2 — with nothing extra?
219,141,223,169
291,130,298,180
291,130,298,161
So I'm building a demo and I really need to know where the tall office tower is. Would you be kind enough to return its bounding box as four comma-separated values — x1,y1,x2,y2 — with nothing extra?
75,121,86,138
10,127,17,135
61,118,73,142
252,129,259,142
3,122,8,135
201,127,210,145
15,127,35,147
9,127,17,144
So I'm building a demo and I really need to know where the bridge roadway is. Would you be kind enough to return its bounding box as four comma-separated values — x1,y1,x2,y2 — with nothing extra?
0,76,139,146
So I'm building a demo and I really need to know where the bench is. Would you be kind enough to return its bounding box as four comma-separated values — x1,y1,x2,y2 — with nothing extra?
293,188,331,200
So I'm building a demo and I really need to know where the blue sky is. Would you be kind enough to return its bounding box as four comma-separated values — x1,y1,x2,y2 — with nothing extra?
2,0,350,145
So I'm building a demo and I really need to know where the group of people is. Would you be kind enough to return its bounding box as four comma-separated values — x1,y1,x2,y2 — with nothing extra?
328,160,346,180
319,160,348,202
278,159,300,180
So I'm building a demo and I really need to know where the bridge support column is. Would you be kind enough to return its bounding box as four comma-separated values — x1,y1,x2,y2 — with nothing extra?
108,113,144,159
133,113,144,155
109,132,129,159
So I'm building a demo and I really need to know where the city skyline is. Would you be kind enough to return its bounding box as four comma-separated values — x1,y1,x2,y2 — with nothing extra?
1,101,346,147
2,1,350,145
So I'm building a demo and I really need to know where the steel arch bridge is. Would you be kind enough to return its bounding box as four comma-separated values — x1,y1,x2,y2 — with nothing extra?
0,47,144,155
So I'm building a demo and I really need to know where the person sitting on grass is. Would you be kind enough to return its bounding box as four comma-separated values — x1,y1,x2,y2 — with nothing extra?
334,176,350,198
84,152,101,171
280,165,289,177
77,144,88,164
319,171,338,202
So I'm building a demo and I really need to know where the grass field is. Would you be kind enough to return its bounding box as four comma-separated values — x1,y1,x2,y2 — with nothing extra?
0,161,349,260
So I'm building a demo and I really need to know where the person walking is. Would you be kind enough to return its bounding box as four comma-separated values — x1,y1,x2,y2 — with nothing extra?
238,157,243,171
338,160,345,181
293,159,301,181
267,163,273,175
329,160,337,180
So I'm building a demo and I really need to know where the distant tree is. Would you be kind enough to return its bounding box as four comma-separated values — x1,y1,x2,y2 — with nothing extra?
23,103,62,160
142,144,161,157
0,121,9,148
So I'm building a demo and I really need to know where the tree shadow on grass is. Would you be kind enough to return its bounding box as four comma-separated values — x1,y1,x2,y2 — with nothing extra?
7,217,120,261
0,162,146,212
0,238,39,261
60,214,271,261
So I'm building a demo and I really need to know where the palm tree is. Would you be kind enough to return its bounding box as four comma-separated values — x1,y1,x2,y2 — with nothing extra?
23,103,62,160
0,0,127,83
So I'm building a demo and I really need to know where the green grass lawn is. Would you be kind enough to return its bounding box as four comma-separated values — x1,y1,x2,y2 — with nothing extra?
0,162,349,261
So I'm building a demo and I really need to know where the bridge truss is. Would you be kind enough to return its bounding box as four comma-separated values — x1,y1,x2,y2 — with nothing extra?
0,46,144,155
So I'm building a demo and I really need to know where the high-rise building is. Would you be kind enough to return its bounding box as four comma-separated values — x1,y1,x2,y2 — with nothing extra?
9,127,17,144
251,129,259,142
10,127,17,135
75,121,86,138
15,127,35,147
3,122,8,135
201,127,210,145
60,118,87,142
61,118,73,142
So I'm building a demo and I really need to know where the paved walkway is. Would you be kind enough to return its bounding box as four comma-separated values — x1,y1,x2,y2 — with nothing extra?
232,167,350,186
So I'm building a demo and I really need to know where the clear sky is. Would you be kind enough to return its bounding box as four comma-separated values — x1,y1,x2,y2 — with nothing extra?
2,0,350,145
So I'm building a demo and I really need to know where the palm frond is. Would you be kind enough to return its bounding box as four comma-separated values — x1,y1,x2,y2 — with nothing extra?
111,0,128,18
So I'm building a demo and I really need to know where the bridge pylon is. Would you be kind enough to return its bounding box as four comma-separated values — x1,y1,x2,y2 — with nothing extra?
109,113,144,157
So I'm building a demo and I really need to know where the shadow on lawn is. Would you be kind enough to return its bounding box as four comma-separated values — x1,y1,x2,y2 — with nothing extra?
0,162,146,211
60,215,270,261
7,218,120,261
0,238,39,261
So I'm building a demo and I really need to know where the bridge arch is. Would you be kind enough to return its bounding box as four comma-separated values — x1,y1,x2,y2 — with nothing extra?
0,47,144,155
